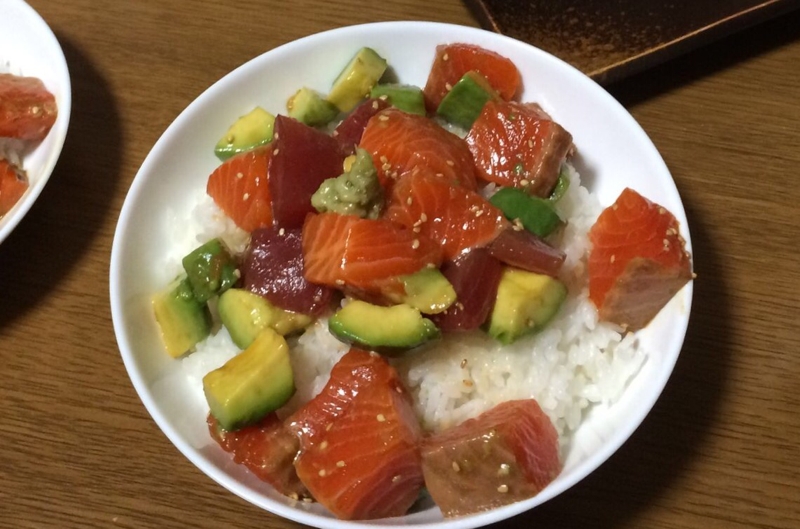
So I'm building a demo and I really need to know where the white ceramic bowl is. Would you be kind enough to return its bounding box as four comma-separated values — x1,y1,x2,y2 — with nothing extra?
110,21,693,529
0,0,71,244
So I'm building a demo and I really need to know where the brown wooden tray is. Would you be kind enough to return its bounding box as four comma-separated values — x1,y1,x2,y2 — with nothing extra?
465,0,800,84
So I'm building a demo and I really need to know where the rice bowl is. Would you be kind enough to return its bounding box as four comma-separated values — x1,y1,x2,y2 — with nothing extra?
110,21,692,529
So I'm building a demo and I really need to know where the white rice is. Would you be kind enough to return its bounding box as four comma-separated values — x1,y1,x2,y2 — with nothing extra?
179,163,647,447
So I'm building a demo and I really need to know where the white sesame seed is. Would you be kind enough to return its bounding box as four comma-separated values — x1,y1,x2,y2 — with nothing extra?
411,239,420,249
420,213,428,222
392,475,402,483
236,172,244,179
443,53,449,61
452,461,460,472
446,160,455,166
336,461,346,468
520,179,530,186
497,484,509,493
377,414,386,422
319,441,328,450
242,193,250,201
372,101,379,109
445,83,453,91
498,463,510,476
319,469,327,477
273,148,280,155
379,115,389,121
407,197,413,205
610,255,616,263
278,228,285,236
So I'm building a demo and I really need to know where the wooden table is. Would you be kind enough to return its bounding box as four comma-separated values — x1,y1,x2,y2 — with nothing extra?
2,1,798,527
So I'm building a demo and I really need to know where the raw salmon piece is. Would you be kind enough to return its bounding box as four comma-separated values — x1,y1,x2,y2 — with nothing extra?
423,43,521,113
588,187,693,331
287,348,424,520
421,399,561,517
302,212,442,292
359,108,477,192
0,158,29,218
466,100,573,197
207,413,308,499
0,73,58,141
206,146,273,232
386,170,509,260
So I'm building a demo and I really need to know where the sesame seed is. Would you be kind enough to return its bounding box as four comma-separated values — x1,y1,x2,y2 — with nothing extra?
379,115,389,121
460,358,468,368
445,82,453,91
413,226,421,233
319,469,327,477
610,254,616,263
380,155,388,164
395,386,403,393
233,269,241,278
325,423,333,431
289,492,300,501
443,53,449,61
31,106,40,115
407,197,413,205
273,132,280,140
420,213,428,222
474,209,484,217
278,228,285,236
372,101,379,109
320,441,328,450
520,179,530,187
236,172,244,179
456,302,465,310
498,463,510,476
331,130,339,137
527,139,534,149
446,160,455,166
337,460,346,468
242,193,250,201
392,475,402,483
435,173,444,177
273,148,280,155
377,414,386,422
378,95,389,101
302,497,313,503
452,461,460,472
411,239,420,249
659,207,666,214
335,279,345,286
497,484,509,493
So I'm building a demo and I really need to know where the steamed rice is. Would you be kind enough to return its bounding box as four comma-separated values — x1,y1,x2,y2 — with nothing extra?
178,163,646,448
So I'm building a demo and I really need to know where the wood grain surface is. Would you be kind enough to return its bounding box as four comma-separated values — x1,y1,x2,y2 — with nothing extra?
1,1,798,528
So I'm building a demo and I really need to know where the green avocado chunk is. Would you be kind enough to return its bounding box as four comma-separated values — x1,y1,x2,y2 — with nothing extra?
218,288,313,349
489,187,563,238
487,268,567,344
381,268,457,314
327,47,388,113
311,148,384,219
152,276,212,358
181,238,239,303
370,84,426,115
214,106,275,161
287,87,340,127
436,71,500,129
203,327,295,431
328,300,440,353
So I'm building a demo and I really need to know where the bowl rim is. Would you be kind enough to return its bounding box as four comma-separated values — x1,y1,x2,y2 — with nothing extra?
110,20,692,529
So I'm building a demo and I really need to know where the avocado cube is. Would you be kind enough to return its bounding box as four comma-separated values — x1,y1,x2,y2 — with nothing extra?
328,300,440,354
214,106,275,161
181,238,239,303
487,268,567,344
218,288,313,349
287,87,340,127
370,84,426,115
151,276,212,358
203,327,295,431
489,187,563,238
436,71,500,129
327,47,388,113
381,268,457,315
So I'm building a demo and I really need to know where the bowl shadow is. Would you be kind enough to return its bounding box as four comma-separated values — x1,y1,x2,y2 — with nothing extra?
0,36,123,329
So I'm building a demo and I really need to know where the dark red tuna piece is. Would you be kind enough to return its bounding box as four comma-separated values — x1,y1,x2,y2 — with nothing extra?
0,73,58,141
268,115,345,228
430,248,503,332
486,228,566,278
243,226,333,316
421,399,561,517
333,97,390,156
